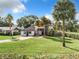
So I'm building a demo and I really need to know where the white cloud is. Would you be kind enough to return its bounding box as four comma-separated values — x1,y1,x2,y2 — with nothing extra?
75,13,79,21
0,0,26,13
12,4,26,13
45,14,54,21
21,0,28,2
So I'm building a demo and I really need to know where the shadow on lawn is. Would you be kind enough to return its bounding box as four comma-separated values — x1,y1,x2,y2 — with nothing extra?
44,36,79,52
66,46,79,52
44,36,72,43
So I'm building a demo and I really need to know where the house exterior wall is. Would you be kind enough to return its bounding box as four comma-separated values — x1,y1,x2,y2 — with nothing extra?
21,26,45,36
28,31,35,36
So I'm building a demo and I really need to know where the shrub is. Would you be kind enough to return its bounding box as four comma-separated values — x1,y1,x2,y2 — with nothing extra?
0,32,20,36
48,29,55,36
54,31,62,37
65,32,79,39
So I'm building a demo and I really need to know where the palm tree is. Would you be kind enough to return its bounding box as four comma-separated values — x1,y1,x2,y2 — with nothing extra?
53,0,75,47
0,17,3,27
6,14,13,35
35,20,44,27
41,16,51,35
6,14,13,29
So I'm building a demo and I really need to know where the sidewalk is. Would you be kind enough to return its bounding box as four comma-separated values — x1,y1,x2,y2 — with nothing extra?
0,36,33,43
0,40,12,43
18,36,33,40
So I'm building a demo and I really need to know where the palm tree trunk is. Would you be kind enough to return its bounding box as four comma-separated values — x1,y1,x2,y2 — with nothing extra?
44,27,45,36
55,21,58,32
9,24,11,35
9,23,12,36
62,20,66,47
45,25,48,35
10,25,11,30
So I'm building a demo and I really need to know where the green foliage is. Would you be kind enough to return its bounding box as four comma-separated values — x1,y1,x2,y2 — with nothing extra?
41,16,51,35
0,16,13,27
53,0,76,47
6,14,13,27
17,15,38,28
53,0,75,21
65,20,78,32
35,20,44,27
41,16,51,25
48,28,54,36
65,32,79,39
0,31,20,36
53,0,76,30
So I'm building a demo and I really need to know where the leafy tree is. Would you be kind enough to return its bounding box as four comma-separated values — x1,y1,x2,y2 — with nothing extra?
6,14,13,29
0,17,4,27
0,15,14,27
17,15,38,28
53,0,76,47
35,20,44,27
41,16,51,35
17,19,22,27
53,21,61,31
66,20,78,32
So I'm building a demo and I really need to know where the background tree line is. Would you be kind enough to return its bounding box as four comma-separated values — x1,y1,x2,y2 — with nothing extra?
0,14,13,27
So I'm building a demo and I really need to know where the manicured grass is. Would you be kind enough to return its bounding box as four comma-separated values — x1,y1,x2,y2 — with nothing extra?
0,36,79,55
0,35,19,40
0,36,12,40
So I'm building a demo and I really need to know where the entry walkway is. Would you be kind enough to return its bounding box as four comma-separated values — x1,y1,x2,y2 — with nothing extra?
0,36,33,43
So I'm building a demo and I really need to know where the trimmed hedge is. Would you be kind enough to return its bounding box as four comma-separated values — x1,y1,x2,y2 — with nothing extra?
65,32,79,39
0,32,20,36
54,31,62,37
48,31,79,40
53,31,79,40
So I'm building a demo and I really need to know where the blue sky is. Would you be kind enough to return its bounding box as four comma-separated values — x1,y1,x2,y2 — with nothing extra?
0,0,79,23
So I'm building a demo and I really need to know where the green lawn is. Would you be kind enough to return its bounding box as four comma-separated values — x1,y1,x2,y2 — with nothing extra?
0,36,12,40
0,36,79,55
0,36,19,40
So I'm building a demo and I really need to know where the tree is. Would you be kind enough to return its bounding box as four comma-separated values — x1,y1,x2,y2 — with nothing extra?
53,21,61,32
0,17,4,27
41,16,51,35
35,20,44,27
6,14,13,29
66,20,78,32
17,15,38,28
53,0,76,47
